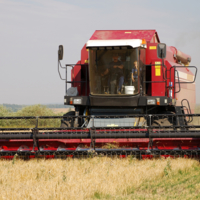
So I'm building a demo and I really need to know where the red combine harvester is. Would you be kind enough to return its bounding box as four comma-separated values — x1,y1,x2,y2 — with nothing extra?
0,30,199,159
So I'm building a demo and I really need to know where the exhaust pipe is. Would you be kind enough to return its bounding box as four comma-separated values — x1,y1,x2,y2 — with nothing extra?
170,46,191,66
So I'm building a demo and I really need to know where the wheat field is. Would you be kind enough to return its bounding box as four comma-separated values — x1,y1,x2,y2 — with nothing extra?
0,157,199,200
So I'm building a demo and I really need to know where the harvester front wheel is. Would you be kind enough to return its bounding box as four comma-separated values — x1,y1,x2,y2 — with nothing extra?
152,118,172,127
61,111,75,128
151,112,176,128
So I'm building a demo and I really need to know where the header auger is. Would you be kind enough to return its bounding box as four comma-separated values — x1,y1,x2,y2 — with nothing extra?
1,30,199,159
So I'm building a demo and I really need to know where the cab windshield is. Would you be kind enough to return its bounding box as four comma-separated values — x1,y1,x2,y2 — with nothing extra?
89,48,140,95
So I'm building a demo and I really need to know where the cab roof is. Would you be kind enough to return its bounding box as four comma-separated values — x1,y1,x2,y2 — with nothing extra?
89,30,160,43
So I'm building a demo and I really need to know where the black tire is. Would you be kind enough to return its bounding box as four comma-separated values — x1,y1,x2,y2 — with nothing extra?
152,118,172,127
151,111,176,127
60,111,75,128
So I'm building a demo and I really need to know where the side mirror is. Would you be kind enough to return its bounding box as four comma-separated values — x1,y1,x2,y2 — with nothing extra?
58,45,64,60
157,43,166,59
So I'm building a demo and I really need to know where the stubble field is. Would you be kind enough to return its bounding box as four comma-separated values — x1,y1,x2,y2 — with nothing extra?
0,157,200,200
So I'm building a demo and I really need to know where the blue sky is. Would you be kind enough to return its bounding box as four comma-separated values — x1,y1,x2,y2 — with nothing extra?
0,0,200,104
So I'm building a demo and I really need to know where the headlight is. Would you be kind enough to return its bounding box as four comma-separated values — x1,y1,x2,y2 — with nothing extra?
147,99,156,105
73,98,82,104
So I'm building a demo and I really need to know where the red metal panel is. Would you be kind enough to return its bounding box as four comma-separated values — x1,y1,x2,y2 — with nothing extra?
146,43,165,96
151,60,165,96
90,30,160,42
1,138,200,159
1,138,199,150
81,44,89,65
71,61,81,94
80,44,89,96
146,43,158,64
150,33,160,43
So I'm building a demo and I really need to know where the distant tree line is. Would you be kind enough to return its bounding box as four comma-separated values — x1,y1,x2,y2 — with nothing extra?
0,104,61,127
2,104,73,112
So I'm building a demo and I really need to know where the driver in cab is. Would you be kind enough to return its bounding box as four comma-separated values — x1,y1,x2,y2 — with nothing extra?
101,53,124,94
131,60,140,93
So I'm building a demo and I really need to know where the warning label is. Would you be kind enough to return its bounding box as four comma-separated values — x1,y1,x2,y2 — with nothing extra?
149,46,157,49
155,62,161,76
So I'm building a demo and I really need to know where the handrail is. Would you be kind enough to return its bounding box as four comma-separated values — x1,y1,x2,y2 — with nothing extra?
173,66,197,84
57,63,88,96
181,99,193,123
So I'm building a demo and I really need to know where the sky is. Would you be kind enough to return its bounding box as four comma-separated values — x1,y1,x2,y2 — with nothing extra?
0,0,200,104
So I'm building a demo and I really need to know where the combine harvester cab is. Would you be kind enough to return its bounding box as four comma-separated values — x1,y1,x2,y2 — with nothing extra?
0,30,199,159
